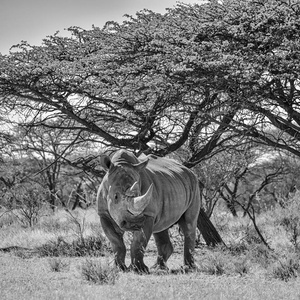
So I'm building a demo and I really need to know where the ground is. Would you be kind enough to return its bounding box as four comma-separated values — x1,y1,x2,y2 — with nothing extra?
1,250,300,300
1,207,300,299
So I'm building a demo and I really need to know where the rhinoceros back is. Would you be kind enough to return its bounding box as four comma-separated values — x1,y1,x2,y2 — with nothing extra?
141,155,201,232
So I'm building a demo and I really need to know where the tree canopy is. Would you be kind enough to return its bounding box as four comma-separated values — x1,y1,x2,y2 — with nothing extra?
1,0,300,167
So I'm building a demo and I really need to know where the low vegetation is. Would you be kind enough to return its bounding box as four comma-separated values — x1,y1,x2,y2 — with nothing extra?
48,257,70,272
1,193,300,299
80,259,119,285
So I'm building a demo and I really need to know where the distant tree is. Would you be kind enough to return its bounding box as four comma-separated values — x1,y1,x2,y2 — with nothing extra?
13,122,81,209
196,143,300,216
0,118,101,211
0,151,49,227
2,182,48,227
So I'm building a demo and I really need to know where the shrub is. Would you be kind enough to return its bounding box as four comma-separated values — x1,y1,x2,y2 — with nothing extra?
277,199,300,250
247,244,275,269
269,191,300,250
81,259,119,285
38,217,66,233
0,211,18,228
233,258,250,276
48,257,70,272
244,226,264,246
228,242,249,256
199,250,226,276
36,235,110,257
273,255,300,281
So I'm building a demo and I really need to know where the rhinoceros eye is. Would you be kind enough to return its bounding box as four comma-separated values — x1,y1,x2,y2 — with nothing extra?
114,193,120,203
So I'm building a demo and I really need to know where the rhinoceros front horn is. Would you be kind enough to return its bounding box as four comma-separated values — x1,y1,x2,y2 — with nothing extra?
128,184,153,216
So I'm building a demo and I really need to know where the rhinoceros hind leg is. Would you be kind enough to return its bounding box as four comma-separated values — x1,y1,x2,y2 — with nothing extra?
152,229,173,270
178,215,198,269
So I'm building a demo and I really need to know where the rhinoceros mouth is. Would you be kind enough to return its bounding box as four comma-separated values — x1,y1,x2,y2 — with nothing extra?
120,216,145,231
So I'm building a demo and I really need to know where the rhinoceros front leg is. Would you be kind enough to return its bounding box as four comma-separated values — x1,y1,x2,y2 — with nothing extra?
152,229,173,270
99,213,127,271
129,216,154,274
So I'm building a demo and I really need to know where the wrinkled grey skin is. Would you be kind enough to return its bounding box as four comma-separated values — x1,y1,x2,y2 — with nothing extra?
97,150,201,273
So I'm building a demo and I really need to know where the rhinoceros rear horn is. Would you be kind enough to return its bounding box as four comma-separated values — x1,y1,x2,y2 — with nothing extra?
129,181,140,195
100,155,112,171
128,184,153,215
132,158,149,172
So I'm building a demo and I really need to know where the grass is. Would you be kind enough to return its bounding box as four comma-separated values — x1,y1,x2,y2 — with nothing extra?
48,257,70,272
80,258,119,284
272,254,300,281
36,235,109,257
1,205,300,299
1,253,300,300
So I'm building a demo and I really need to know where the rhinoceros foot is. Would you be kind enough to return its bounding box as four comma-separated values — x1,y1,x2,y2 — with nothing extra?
115,262,128,272
151,263,170,275
181,264,199,274
169,265,199,274
129,262,150,274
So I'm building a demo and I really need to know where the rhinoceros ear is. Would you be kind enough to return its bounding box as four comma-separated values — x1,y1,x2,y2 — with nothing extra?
100,154,112,171
132,158,149,172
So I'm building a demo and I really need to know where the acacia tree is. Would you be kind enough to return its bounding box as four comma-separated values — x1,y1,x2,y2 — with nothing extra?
1,0,300,244
1,0,300,165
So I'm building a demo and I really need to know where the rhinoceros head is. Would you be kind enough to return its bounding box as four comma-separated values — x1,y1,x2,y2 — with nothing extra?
100,153,153,231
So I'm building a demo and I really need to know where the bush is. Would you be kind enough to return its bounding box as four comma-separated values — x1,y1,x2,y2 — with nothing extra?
38,217,66,232
198,245,252,276
199,249,227,276
36,235,110,257
48,257,70,272
277,198,300,250
228,242,249,255
272,255,300,281
81,259,119,285
233,258,250,276
0,211,18,228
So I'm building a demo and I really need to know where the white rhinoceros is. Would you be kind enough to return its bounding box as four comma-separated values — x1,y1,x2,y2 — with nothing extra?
97,149,201,273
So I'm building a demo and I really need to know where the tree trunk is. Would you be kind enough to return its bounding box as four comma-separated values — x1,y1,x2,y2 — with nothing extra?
197,208,225,247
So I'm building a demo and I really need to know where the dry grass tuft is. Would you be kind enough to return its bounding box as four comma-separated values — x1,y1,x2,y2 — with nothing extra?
80,259,119,285
48,257,70,272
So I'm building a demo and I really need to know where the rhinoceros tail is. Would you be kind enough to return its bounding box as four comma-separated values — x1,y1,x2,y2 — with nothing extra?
197,208,225,247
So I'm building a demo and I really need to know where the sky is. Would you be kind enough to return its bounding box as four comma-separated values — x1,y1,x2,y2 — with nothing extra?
0,0,196,55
